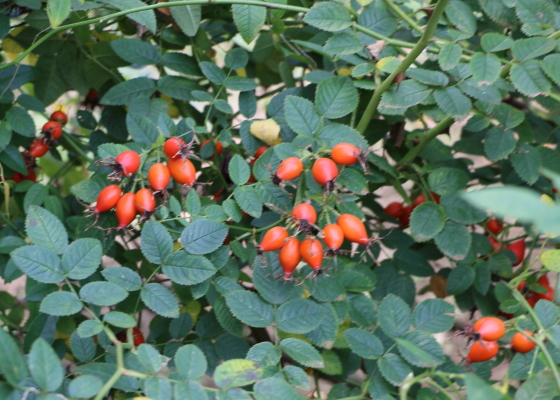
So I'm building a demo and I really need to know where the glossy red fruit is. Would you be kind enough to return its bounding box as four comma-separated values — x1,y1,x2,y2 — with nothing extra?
201,140,223,157
331,143,360,166
512,331,536,353
518,274,549,292
94,185,122,214
486,219,504,235
384,202,403,218
115,193,136,228
168,157,196,185
163,137,187,159
115,150,141,176
259,227,289,252
116,327,145,346
312,158,339,186
254,146,268,161
337,214,368,245
148,163,171,191
300,238,324,269
507,240,526,266
42,121,62,140
467,340,499,363
135,189,156,214
534,284,554,301
472,317,505,341
276,157,303,181
412,192,440,208
292,203,317,225
50,110,68,126
29,138,49,158
279,237,301,277
323,224,344,250
399,205,412,228
525,293,539,308
488,236,504,251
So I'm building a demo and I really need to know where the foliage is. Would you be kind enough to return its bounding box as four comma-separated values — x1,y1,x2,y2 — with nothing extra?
0,0,560,399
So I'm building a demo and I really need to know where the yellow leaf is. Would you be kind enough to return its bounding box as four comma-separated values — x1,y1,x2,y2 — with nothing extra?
356,0,373,4
180,300,201,322
541,194,555,206
338,67,354,77
168,105,180,118
250,119,282,146
133,398,154,400
2,27,26,53
236,68,247,77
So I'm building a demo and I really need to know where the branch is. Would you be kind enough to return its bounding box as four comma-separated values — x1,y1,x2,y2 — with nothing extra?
397,116,453,166
356,0,452,135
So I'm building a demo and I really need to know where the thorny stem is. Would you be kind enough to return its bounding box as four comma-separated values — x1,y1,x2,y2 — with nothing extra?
397,116,454,166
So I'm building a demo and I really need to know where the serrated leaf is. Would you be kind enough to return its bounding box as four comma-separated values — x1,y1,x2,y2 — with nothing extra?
280,338,324,368
511,38,556,62
413,299,454,333
68,375,103,399
379,80,432,110
6,106,35,137
233,186,263,218
29,338,64,391
410,202,445,242
141,220,173,264
428,167,470,195
61,238,102,280
232,4,266,44
433,87,471,119
343,328,384,359
110,39,161,65
481,33,513,53
438,43,462,71
484,127,517,161
181,219,228,255
303,2,352,32
405,68,449,86
103,311,136,328
200,62,226,85
176,344,207,380
276,299,326,334
470,52,501,84
79,282,128,306
26,206,68,255
229,155,251,186
70,332,96,363
396,330,444,367
141,283,180,318
11,245,64,284
162,252,216,285
324,33,363,55
315,76,359,119
40,291,82,316
47,0,71,27
214,359,263,388
511,143,541,185
378,294,411,338
445,0,476,36
541,54,560,86
101,267,142,291
225,290,273,328
284,96,322,137
510,61,551,97
379,354,412,385
171,5,201,37
100,78,155,105
435,221,471,261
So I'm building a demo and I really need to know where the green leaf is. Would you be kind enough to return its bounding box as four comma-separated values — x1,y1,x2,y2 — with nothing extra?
68,375,103,399
396,330,444,368
11,245,64,284
494,103,525,129
125,112,158,145
137,344,165,373
428,167,470,195
379,80,432,110
284,365,311,391
0,144,27,174
103,0,156,32
515,371,560,399
413,299,454,333
232,4,266,44
534,300,559,329
158,76,200,101
141,220,173,264
229,155,251,186
224,77,258,92
26,206,68,255
379,354,412,385
254,378,304,400
484,127,517,161
239,91,257,118
170,312,194,339
434,87,471,119
541,54,560,86
174,381,208,400
541,250,560,272
181,219,228,255
447,265,475,295
28,337,63,391
303,2,352,32
481,33,513,53
200,62,226,85
405,68,449,86
511,143,541,185
470,53,501,84
23,184,48,212
110,39,161,65
101,267,142,291
170,5,201,37
6,106,35,137
511,38,556,62
246,342,281,368
162,252,217,285
223,199,242,223
410,202,445,242
100,77,155,105
176,344,207,380
343,328,384,359
77,320,104,338
0,328,28,386
276,299,326,334
315,76,359,119
445,0,476,36
0,122,11,152
70,332,96,363
225,48,249,70
61,238,102,280
435,221,472,261
225,290,274,328
141,283,180,318
394,248,434,277
510,61,551,97
80,282,128,306
214,359,263,388
440,191,487,224
324,33,363,55
103,311,136,328
40,291,82,316
161,52,201,77
465,373,504,400
438,43,462,71
253,252,301,304
280,338,324,368
378,294,411,337
233,186,263,218
47,0,71,27
284,96,322,137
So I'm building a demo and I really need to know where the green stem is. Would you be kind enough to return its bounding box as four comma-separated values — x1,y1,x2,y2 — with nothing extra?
356,0,452,134
93,338,124,400
228,220,283,233
383,0,423,33
397,116,453,166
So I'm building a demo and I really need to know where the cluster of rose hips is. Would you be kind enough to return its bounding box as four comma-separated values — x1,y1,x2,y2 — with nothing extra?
383,192,440,228
11,111,67,183
466,317,536,363
257,143,375,279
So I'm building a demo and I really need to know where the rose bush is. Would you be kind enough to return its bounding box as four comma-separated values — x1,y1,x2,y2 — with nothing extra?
1,0,560,399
